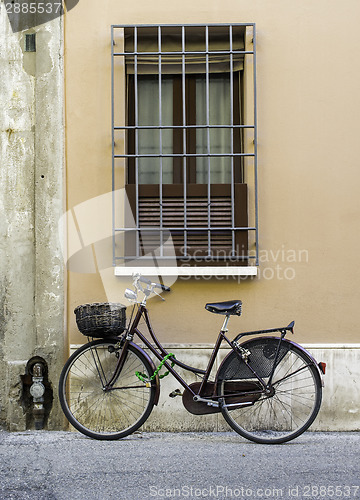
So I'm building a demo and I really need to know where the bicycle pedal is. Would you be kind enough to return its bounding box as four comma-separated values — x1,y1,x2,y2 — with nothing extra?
169,389,183,398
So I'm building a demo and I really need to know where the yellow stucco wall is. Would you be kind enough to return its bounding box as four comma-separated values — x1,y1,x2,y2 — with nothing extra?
65,0,360,346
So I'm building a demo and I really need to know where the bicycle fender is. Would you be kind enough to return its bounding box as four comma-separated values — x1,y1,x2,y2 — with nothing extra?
128,341,161,405
276,337,325,382
260,337,325,381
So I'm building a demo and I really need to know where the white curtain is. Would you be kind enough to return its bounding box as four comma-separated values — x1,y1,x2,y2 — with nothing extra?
137,77,173,184
195,75,232,184
136,74,238,185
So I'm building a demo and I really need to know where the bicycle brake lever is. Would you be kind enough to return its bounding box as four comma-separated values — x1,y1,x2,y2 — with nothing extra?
152,289,165,301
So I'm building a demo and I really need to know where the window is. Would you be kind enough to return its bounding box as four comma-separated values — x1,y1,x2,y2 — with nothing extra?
112,24,258,273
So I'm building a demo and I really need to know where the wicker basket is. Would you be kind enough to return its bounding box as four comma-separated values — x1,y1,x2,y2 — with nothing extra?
74,302,126,338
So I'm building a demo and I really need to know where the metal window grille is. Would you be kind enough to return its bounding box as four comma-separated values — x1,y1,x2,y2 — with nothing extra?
111,23,258,268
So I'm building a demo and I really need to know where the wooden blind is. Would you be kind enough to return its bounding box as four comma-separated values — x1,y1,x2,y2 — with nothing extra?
125,184,248,264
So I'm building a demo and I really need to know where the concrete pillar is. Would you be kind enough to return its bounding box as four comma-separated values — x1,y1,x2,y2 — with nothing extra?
0,9,65,430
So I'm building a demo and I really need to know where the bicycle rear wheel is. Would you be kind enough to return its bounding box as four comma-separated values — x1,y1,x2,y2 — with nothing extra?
59,340,156,440
218,339,322,444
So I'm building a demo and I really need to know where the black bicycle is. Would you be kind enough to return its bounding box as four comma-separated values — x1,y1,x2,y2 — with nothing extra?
59,274,325,444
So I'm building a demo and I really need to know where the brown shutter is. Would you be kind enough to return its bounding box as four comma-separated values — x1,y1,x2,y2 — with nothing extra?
125,184,248,266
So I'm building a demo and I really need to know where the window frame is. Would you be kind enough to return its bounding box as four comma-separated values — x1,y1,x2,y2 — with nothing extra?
111,23,259,275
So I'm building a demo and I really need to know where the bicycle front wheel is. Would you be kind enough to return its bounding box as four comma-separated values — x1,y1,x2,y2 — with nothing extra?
218,339,322,444
59,340,156,440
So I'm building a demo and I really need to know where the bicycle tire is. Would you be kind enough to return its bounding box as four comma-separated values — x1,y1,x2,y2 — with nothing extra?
59,339,156,440
217,338,322,444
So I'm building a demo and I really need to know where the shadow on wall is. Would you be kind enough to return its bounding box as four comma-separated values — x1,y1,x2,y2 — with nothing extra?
4,0,79,32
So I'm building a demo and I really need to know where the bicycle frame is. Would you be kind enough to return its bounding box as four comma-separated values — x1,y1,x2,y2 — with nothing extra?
109,303,297,408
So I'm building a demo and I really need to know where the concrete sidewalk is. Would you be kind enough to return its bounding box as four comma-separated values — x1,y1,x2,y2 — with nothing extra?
0,431,359,500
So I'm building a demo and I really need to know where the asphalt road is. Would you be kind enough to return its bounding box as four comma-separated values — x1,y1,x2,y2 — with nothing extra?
0,431,359,500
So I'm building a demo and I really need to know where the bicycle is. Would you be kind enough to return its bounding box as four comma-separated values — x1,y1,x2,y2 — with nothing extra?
59,274,326,444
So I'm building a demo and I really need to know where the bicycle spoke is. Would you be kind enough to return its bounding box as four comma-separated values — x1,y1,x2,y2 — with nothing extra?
59,341,155,439
218,340,322,444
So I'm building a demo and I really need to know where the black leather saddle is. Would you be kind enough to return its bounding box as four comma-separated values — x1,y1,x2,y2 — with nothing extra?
205,300,242,316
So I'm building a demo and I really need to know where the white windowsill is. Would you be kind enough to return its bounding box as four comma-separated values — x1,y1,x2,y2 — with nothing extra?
114,266,258,277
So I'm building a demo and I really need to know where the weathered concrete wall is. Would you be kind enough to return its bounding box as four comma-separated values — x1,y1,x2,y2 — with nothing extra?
0,10,65,430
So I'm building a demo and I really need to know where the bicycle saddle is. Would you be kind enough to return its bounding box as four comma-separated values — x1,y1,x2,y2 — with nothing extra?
205,300,242,316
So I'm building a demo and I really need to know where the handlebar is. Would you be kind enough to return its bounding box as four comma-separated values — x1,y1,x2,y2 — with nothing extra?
124,273,171,304
137,275,171,292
